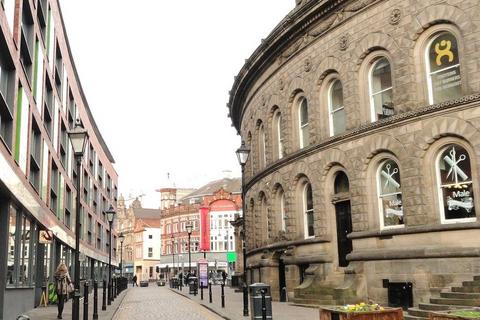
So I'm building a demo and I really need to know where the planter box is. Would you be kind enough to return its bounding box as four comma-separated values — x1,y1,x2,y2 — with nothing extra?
140,281,149,287
430,310,480,320
319,306,403,320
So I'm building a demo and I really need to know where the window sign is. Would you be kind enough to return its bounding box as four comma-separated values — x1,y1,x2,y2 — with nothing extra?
427,32,461,104
377,160,404,227
437,144,475,221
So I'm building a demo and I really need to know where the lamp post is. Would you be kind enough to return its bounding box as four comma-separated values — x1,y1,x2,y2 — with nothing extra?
236,140,250,317
171,235,176,277
119,233,125,277
68,119,88,320
186,223,193,275
105,206,116,305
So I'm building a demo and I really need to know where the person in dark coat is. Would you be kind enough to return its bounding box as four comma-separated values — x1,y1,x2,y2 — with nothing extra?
132,274,138,287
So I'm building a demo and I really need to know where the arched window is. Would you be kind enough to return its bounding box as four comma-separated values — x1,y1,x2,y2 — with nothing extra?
273,110,284,159
258,122,266,169
302,182,314,238
369,57,393,121
298,97,309,148
436,144,475,222
276,187,286,232
328,80,346,136
426,31,461,104
260,193,269,240
377,159,404,228
247,132,253,174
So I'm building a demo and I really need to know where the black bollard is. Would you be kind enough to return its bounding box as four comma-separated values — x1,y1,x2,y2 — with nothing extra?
194,280,197,296
108,281,112,305
200,283,204,300
93,281,98,320
261,289,267,320
221,282,225,308
102,280,107,311
113,278,117,299
208,281,212,303
83,282,89,320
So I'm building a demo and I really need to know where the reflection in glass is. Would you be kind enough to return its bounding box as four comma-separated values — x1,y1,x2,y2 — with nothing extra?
7,206,17,286
370,58,393,121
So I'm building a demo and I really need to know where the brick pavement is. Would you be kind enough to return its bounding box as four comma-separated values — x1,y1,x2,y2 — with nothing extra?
113,285,222,320
171,284,319,320
25,286,127,320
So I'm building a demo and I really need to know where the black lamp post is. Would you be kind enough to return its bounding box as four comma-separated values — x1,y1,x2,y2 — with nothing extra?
105,206,116,305
186,223,193,275
68,119,88,320
171,235,176,276
119,233,125,277
236,140,250,317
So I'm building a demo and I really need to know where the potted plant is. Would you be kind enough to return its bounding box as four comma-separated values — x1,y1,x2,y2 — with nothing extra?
319,302,403,320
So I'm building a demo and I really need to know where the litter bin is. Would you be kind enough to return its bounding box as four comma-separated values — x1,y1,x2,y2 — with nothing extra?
249,283,272,320
189,277,198,294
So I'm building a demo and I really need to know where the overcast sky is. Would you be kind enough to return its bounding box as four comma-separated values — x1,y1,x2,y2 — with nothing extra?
60,0,293,208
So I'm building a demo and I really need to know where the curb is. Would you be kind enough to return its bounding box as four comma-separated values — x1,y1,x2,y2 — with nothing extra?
110,289,130,319
169,288,232,320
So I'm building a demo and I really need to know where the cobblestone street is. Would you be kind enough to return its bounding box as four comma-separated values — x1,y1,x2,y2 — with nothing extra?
113,286,222,320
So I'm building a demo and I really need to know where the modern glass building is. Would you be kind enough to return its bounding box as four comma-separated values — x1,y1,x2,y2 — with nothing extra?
0,0,118,318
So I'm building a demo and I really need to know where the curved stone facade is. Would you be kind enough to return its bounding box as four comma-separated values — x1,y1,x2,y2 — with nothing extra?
228,0,480,306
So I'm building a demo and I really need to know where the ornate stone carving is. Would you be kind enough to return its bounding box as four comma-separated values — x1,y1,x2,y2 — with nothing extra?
389,8,402,25
278,77,285,91
304,57,312,72
339,35,349,51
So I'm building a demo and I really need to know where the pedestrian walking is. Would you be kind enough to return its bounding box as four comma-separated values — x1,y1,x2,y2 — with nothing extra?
54,263,73,319
132,274,138,287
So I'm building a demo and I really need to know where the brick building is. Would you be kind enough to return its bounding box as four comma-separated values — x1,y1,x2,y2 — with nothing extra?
0,0,118,318
227,0,480,312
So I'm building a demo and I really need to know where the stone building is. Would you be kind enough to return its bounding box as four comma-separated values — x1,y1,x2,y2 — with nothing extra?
227,0,480,313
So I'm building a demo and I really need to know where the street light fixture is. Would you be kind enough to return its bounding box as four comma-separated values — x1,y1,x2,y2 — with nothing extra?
119,233,125,277
236,140,250,317
68,119,88,320
105,205,116,305
186,222,193,276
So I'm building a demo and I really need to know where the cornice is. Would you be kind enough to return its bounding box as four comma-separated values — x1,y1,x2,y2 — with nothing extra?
244,93,480,193
228,0,378,133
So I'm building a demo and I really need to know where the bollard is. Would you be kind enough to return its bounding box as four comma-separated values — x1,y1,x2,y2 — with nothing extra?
93,281,99,320
108,281,112,305
200,283,204,300
221,282,225,308
113,278,117,299
208,281,212,303
261,288,267,320
83,282,89,320
102,280,107,311
194,280,197,296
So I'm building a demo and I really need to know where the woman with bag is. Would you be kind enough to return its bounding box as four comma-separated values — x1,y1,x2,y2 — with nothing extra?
54,263,73,319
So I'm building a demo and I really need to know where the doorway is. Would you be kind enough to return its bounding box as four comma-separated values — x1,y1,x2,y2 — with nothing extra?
333,172,353,267
278,259,287,302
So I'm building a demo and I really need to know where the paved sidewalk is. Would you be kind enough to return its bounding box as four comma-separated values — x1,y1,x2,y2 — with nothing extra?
25,288,128,320
170,285,319,320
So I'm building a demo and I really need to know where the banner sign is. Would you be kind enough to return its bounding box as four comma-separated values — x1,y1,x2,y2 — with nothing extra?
197,258,208,288
199,206,210,252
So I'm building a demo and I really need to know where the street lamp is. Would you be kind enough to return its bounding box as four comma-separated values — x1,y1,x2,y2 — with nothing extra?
171,235,176,277
68,119,88,320
119,233,125,277
105,205,116,305
186,222,193,276
236,140,250,317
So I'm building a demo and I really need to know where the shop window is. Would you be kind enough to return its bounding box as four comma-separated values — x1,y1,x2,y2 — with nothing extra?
426,31,461,104
369,57,393,121
298,96,309,148
377,159,404,228
303,182,314,238
328,79,346,136
436,144,475,222
7,205,17,286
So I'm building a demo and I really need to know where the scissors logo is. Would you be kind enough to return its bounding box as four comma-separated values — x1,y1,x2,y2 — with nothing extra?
443,146,468,184
381,163,400,191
